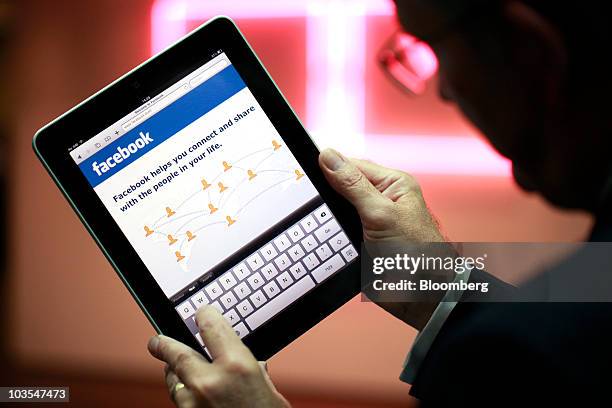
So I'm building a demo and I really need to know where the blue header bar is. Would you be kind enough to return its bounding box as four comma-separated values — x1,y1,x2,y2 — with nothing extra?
79,65,246,187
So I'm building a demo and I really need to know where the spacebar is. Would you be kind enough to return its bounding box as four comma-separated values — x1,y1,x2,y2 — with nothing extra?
245,276,316,331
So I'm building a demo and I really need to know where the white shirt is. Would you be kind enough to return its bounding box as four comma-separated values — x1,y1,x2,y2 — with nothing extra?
399,268,472,383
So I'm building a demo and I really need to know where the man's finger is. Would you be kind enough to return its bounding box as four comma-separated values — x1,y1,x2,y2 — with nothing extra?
258,361,279,392
148,335,211,386
195,305,248,360
350,158,399,185
165,368,194,406
319,149,385,213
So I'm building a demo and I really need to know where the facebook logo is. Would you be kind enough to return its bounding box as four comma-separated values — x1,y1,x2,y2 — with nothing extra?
92,132,153,176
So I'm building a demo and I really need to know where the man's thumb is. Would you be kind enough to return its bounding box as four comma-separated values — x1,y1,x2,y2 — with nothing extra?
319,149,381,213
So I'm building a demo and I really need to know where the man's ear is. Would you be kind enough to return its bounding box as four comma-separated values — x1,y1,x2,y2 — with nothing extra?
501,1,568,107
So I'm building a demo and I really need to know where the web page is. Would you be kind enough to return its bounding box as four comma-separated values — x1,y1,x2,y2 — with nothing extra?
72,52,358,342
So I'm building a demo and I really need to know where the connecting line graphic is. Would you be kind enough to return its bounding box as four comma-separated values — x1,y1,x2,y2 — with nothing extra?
148,147,275,227
150,146,277,229
217,150,275,209
143,140,306,263
173,175,295,253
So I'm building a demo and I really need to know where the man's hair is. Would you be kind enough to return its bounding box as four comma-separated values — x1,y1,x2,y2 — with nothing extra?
429,0,612,101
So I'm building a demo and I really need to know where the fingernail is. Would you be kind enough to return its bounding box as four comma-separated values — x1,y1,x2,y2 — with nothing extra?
148,335,161,355
320,149,345,172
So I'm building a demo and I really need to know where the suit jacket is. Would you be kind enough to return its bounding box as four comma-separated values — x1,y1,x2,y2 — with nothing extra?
410,217,612,406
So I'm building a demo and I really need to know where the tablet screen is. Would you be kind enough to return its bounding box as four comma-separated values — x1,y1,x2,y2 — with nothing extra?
69,51,358,344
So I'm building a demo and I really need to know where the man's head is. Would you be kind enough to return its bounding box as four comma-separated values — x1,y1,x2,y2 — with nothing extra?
394,0,612,212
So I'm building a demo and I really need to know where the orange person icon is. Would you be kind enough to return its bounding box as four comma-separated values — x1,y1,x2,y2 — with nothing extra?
167,234,178,245
247,169,257,180
226,215,236,226
201,178,211,190
186,231,196,241
218,182,228,192
223,161,232,172
175,251,185,262
144,226,154,237
166,206,176,217
272,140,282,150
208,203,218,214
295,169,304,180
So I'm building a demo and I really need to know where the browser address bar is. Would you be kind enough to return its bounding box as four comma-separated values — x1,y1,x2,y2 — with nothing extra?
122,59,229,132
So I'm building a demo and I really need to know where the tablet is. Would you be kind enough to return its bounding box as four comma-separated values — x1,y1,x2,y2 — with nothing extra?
33,16,361,360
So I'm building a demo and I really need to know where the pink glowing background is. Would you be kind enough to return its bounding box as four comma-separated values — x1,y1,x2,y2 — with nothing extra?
150,0,511,176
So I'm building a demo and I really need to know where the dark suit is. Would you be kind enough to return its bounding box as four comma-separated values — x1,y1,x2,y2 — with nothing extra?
409,217,612,406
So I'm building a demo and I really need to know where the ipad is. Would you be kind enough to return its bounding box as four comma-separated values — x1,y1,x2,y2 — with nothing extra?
33,16,361,360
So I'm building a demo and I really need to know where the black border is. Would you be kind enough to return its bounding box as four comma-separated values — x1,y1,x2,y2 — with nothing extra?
32,16,362,361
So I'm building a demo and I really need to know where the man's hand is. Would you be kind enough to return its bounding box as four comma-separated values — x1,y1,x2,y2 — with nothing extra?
319,148,450,330
148,306,290,408
319,149,445,243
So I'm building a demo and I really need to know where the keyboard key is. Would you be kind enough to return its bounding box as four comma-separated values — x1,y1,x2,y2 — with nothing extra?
237,299,254,317
314,205,331,224
247,272,265,290
303,253,321,270
177,300,195,319
233,322,249,339
314,219,341,243
300,215,318,233
274,253,291,271
249,290,268,308
288,243,306,262
219,272,237,290
312,254,346,283
276,271,294,289
234,281,252,299
209,301,224,313
330,232,350,252
289,261,307,280
247,253,264,270
246,276,316,330
341,245,358,262
287,224,305,243
301,234,318,251
273,233,291,252
233,262,250,280
263,280,280,299
204,281,222,300
223,309,240,326
220,291,238,309
315,243,333,261
261,243,278,262
190,290,208,309
261,263,279,280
